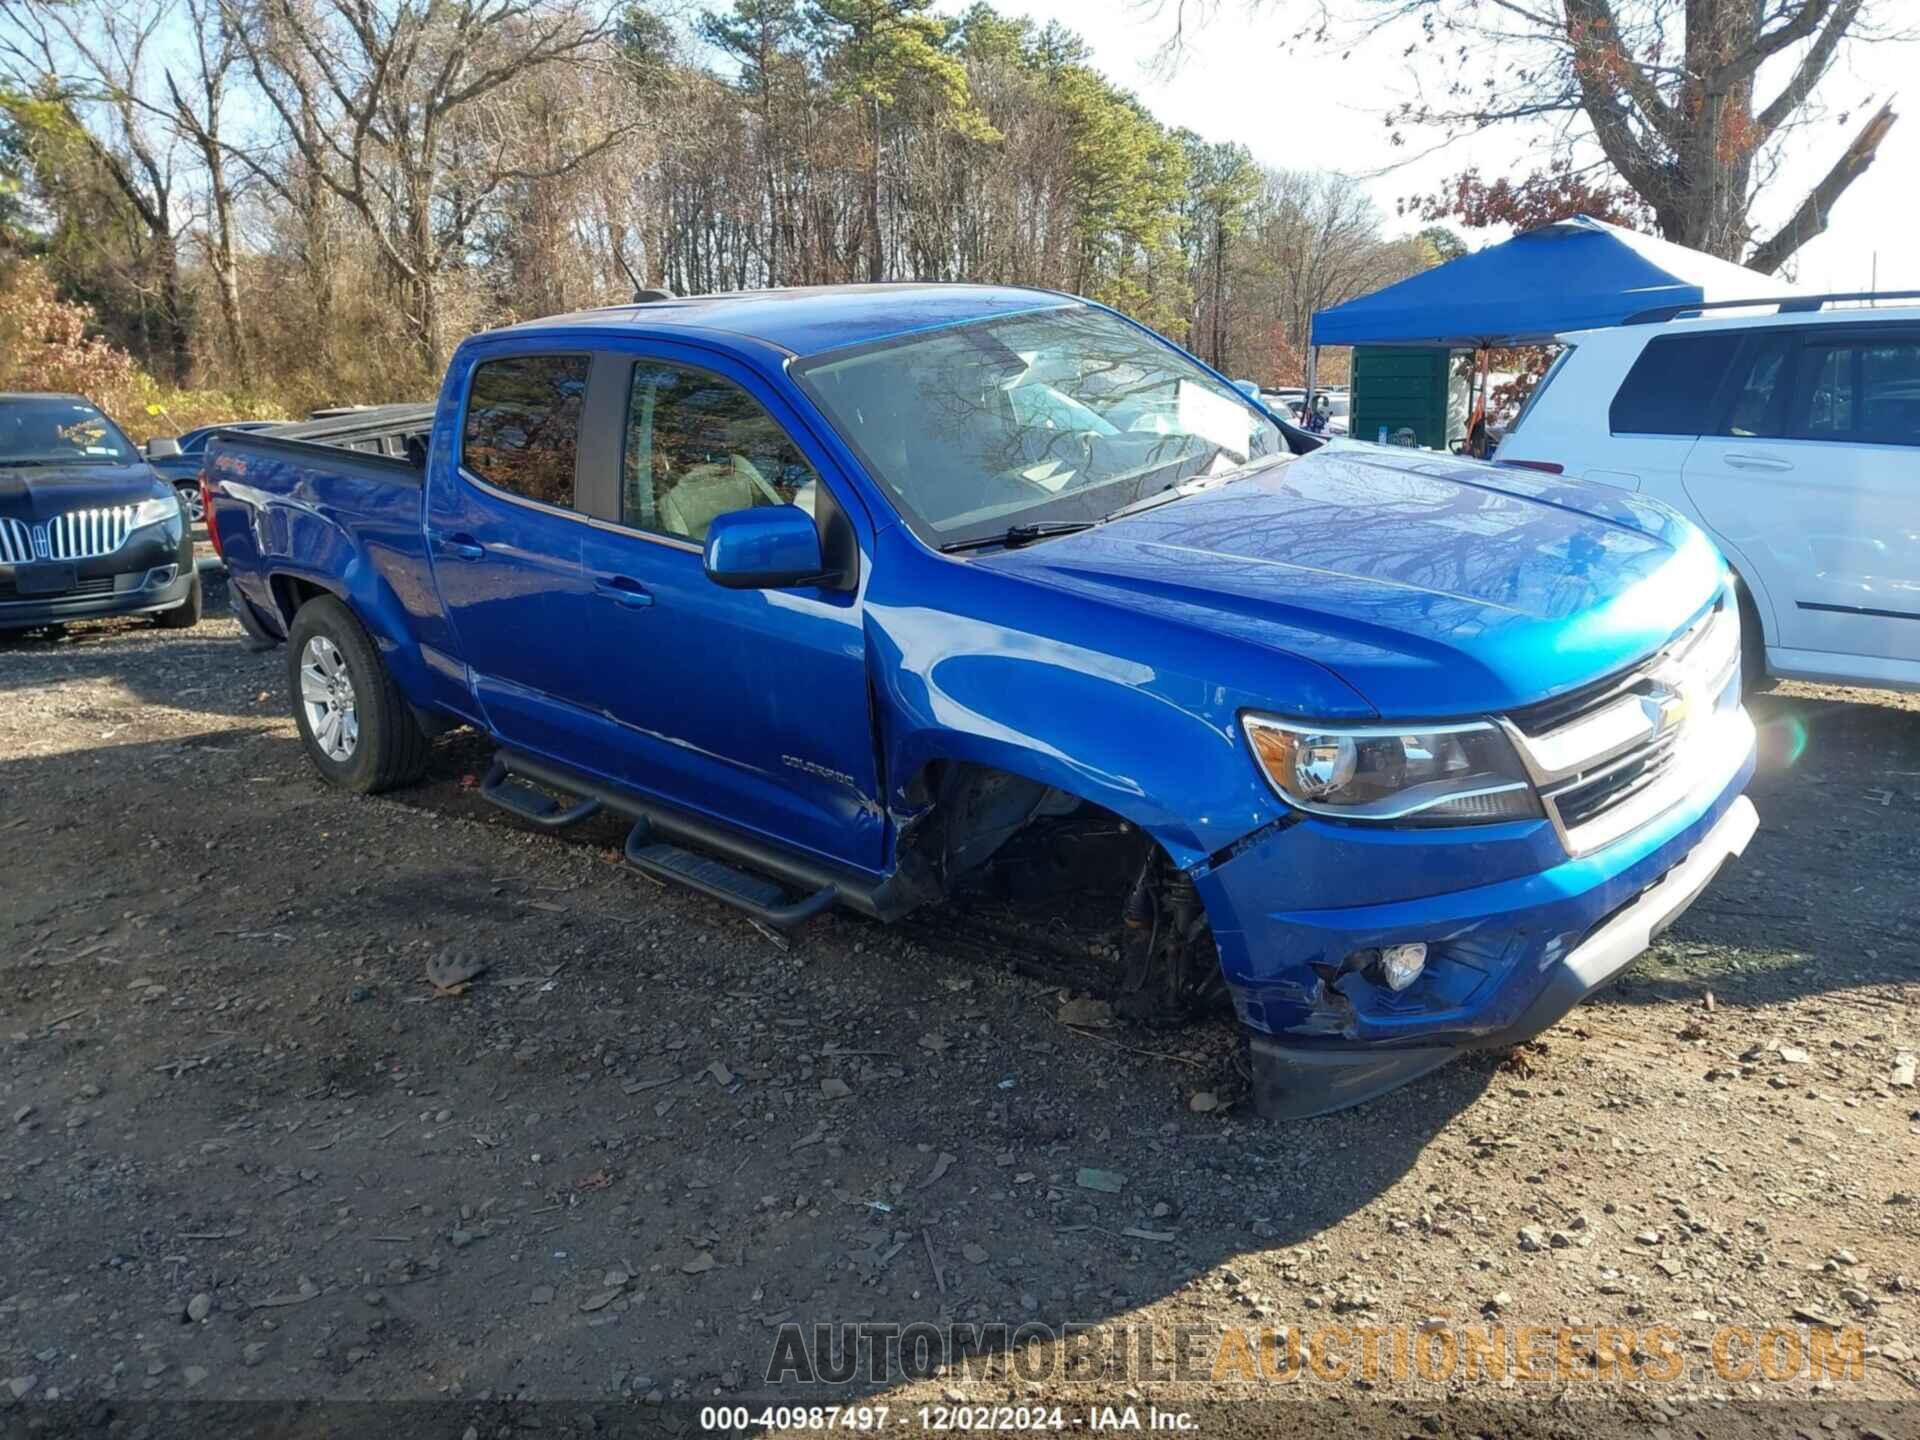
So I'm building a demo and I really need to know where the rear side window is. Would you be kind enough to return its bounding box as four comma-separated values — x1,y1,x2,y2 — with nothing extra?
461,354,591,508
1506,345,1572,433
1608,333,1742,436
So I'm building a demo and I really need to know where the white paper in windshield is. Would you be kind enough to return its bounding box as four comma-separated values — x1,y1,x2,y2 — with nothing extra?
1176,380,1250,461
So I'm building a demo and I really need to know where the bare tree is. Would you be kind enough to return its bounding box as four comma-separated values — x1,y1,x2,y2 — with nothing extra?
1168,0,1901,273
224,0,627,370
163,0,248,372
0,0,193,380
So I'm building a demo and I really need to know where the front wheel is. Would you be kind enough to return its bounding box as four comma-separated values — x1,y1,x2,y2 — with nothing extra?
175,481,205,525
285,594,429,792
155,572,202,629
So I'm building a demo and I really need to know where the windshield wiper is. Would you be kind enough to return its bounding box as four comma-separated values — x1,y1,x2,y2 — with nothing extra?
1101,451,1295,523
938,520,1098,553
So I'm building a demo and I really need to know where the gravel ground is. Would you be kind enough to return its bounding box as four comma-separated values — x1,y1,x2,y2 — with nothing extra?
0,573,1915,1439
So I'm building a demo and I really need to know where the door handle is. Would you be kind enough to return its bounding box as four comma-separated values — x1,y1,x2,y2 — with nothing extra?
1723,453,1793,472
594,576,654,609
430,530,486,560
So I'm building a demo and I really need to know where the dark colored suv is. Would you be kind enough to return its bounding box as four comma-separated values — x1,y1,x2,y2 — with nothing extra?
0,393,200,632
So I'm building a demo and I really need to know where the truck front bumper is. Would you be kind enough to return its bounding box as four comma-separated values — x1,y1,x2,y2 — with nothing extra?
1200,707,1759,1119
1244,792,1756,1117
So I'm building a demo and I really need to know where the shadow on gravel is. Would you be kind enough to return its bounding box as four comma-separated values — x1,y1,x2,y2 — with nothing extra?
0,623,275,725
1595,688,1920,1011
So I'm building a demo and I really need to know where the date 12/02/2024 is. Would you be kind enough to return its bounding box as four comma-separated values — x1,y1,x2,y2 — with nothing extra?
697,1405,1197,1431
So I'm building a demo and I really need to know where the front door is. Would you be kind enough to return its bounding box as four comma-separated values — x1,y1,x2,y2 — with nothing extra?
426,350,603,761
1684,324,1920,667
578,346,886,873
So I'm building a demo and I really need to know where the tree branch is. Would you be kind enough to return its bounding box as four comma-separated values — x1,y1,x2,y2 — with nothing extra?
1746,97,1895,273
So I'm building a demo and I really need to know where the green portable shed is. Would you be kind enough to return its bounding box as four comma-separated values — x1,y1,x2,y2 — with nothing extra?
1349,346,1453,450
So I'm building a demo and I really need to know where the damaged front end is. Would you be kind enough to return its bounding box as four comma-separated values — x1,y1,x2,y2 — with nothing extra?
894,763,1228,1026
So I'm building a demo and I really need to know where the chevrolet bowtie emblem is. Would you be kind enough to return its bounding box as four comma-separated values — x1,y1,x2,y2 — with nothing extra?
1642,686,1689,737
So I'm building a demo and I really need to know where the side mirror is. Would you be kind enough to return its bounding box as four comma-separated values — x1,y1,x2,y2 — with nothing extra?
147,437,183,460
703,505,827,590
1232,379,1261,400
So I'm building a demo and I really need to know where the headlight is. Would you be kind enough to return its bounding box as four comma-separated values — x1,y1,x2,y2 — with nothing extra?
1242,714,1541,824
132,495,181,527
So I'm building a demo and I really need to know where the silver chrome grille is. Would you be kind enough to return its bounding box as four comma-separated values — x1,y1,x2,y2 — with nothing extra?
1503,604,1743,857
44,506,138,560
0,508,139,563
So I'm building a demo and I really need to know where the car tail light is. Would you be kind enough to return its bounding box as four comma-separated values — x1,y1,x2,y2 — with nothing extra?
1498,459,1564,475
199,469,223,558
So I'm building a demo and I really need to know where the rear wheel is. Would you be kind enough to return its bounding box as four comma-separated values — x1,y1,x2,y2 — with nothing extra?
285,594,429,792
155,572,202,629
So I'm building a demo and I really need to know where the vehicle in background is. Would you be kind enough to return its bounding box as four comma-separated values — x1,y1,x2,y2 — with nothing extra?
207,284,1755,1120
1,393,200,632
1495,293,1920,693
264,405,435,468
147,420,278,521
1261,387,1306,419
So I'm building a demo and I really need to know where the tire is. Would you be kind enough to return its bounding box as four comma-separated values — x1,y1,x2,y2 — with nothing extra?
285,593,429,793
156,572,203,629
1732,574,1773,697
176,481,205,525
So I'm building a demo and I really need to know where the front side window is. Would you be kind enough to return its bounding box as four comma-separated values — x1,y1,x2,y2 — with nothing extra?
622,362,819,544
1722,334,1794,437
1797,346,1853,436
1860,338,1920,445
794,305,1282,547
0,397,138,467
1779,332,1920,447
461,354,590,509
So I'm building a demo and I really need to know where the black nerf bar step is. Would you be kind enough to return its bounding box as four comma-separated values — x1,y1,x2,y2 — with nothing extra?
623,817,837,930
479,755,603,830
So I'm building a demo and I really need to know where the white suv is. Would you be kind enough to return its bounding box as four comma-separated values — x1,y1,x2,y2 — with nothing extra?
1495,297,1920,692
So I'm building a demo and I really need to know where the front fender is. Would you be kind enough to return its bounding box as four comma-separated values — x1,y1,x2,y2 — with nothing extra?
864,532,1373,868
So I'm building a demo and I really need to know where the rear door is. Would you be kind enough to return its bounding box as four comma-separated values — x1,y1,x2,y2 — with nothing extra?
1593,330,1743,497
574,344,885,871
426,351,603,760
1684,324,1920,664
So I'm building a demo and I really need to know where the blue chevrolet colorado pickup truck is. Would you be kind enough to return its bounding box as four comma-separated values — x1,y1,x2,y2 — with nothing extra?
205,284,1758,1118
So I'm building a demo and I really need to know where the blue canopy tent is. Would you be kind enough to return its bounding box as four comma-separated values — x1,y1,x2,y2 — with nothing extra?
1310,214,1797,348
1302,215,1797,451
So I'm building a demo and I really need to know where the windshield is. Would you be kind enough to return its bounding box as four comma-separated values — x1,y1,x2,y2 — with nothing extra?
794,305,1283,546
0,398,138,466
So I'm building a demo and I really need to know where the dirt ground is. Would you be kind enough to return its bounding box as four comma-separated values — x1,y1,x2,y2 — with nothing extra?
1,569,1916,1439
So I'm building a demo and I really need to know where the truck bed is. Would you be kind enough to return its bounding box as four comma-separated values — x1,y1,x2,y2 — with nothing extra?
203,416,471,724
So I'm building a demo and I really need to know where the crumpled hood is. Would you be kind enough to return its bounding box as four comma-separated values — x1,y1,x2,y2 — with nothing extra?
0,463,168,521
980,446,1725,717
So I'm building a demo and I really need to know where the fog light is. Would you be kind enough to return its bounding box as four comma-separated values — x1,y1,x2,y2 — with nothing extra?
1375,942,1428,991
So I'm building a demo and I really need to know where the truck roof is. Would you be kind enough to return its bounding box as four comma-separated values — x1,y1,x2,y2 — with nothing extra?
491,283,1078,358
